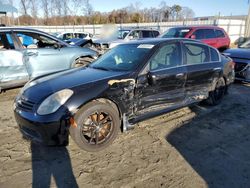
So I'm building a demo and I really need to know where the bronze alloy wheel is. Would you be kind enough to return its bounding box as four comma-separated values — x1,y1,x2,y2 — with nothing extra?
69,101,120,152
80,111,114,145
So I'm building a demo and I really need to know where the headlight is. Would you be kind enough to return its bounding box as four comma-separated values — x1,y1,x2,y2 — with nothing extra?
37,89,73,115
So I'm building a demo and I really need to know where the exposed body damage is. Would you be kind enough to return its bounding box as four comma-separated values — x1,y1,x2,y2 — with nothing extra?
14,38,235,151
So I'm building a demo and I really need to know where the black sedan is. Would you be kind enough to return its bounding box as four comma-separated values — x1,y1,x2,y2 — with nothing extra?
14,38,235,152
223,40,250,82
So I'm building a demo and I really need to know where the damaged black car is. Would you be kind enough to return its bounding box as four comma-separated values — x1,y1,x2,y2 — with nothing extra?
14,38,235,152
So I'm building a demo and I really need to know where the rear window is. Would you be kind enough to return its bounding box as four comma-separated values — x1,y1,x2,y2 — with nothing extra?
161,28,191,38
215,30,225,38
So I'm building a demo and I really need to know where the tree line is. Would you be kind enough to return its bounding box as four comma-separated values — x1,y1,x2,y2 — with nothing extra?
3,0,195,25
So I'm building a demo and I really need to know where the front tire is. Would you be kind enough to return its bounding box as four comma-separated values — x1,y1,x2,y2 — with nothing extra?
206,77,226,105
69,101,120,152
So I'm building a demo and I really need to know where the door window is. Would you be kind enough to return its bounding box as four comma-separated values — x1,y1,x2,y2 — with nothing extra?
128,30,140,39
204,29,216,39
150,42,181,70
193,29,205,39
75,33,87,38
63,33,73,40
14,32,58,48
142,31,153,38
0,33,14,49
215,29,225,38
184,43,210,65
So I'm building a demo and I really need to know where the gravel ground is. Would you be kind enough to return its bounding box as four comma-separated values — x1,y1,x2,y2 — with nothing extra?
0,83,250,188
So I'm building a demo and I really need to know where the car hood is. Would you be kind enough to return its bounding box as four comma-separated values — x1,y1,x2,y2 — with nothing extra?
223,48,250,60
22,67,130,102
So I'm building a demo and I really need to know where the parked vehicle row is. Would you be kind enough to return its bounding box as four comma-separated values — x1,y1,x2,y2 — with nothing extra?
0,27,98,91
14,38,235,152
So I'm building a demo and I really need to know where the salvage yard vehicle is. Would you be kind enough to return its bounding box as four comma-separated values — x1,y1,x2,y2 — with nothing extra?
94,28,160,52
14,38,235,152
223,39,250,82
52,31,93,41
160,26,230,51
0,27,98,91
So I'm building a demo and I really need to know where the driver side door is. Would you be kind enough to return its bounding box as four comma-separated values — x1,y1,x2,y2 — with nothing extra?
13,31,70,78
135,42,187,115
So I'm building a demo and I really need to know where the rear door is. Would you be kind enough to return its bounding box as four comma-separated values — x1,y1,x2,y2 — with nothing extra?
135,42,187,115
183,42,222,99
0,32,29,88
192,29,218,48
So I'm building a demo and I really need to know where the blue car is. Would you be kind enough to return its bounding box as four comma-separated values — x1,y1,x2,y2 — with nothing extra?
0,27,98,91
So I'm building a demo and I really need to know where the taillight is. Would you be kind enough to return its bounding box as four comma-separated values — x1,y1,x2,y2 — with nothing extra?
229,61,235,69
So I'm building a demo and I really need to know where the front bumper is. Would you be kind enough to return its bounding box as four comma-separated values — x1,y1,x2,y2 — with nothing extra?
14,108,70,146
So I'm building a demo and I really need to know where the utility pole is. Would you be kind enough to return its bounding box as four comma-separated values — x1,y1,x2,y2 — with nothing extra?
246,0,250,37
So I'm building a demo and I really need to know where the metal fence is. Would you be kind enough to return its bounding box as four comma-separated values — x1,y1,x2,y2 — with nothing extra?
25,19,246,43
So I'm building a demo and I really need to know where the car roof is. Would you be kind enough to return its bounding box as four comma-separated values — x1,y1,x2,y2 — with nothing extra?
120,38,203,46
169,25,224,30
0,27,69,46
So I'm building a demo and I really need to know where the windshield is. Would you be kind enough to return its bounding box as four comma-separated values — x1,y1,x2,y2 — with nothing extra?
240,40,250,48
118,30,130,39
161,28,191,38
90,44,152,71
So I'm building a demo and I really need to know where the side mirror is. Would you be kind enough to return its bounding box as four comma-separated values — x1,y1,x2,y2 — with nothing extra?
190,35,196,39
147,72,157,85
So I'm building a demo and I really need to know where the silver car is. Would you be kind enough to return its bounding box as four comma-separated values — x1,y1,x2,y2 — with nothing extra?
0,27,98,91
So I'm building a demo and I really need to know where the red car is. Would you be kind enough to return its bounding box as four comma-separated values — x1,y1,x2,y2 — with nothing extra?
160,26,230,51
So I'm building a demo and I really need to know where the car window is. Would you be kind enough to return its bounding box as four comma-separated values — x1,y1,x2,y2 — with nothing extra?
193,29,205,39
184,43,210,65
210,48,220,61
142,31,153,38
15,32,58,49
150,42,181,70
204,29,216,39
128,30,140,39
90,44,151,71
215,29,225,38
0,33,14,49
153,31,160,37
63,33,73,40
161,28,191,38
75,33,87,38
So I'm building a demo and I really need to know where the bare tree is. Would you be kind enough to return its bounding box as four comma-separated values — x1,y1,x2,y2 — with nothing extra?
20,0,30,15
30,0,39,23
41,0,49,24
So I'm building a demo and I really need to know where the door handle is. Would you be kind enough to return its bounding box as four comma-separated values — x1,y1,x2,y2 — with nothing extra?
26,52,38,56
213,67,221,71
176,73,184,78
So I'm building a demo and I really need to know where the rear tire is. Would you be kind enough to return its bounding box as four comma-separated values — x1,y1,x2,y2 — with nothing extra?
69,101,120,152
206,77,226,105
73,57,94,68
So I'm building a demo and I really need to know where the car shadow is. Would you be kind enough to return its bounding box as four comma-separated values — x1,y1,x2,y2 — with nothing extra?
31,142,78,188
166,105,250,188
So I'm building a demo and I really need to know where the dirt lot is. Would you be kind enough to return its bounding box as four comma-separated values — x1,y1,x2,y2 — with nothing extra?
0,83,250,188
